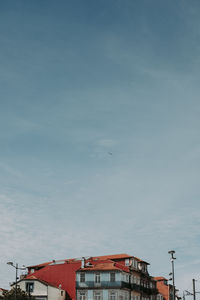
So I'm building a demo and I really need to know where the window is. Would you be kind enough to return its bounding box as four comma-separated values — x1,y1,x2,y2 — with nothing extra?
95,272,100,283
79,291,87,300
80,273,85,283
109,291,117,300
125,259,130,266
157,295,163,300
110,272,116,282
26,282,34,293
133,260,138,269
94,291,102,300
124,292,128,300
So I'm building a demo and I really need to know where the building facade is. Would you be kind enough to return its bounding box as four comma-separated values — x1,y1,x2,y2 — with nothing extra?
16,278,66,300
154,277,174,300
76,255,157,300
11,253,161,300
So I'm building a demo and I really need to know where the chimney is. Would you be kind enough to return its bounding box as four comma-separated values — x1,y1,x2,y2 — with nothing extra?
81,257,85,268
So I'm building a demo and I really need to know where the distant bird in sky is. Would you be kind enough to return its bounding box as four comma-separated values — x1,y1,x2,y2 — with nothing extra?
108,152,113,155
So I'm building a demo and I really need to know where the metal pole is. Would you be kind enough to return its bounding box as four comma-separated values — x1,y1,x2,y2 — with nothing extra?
171,259,175,300
168,251,176,300
15,263,18,300
192,279,196,300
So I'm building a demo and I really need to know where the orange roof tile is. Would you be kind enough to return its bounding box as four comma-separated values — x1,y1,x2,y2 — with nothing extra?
154,277,167,281
27,253,148,270
79,259,130,273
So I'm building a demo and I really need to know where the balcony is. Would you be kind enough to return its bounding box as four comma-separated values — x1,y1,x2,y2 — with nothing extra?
140,287,158,295
131,284,141,292
76,281,130,289
130,284,157,295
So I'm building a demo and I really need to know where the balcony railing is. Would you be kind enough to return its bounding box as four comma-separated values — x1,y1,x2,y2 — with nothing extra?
76,281,157,295
76,281,126,289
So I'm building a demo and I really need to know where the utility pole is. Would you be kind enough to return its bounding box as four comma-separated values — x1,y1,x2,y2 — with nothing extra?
192,279,196,300
184,279,200,300
168,250,176,300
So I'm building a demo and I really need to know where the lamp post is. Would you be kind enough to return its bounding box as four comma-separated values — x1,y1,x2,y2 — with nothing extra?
7,262,26,300
168,250,176,300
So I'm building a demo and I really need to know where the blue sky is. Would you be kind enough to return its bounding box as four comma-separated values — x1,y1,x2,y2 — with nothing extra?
1,0,200,294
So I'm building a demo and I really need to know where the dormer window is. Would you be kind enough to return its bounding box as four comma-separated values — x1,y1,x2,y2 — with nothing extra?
125,259,130,266
133,259,138,269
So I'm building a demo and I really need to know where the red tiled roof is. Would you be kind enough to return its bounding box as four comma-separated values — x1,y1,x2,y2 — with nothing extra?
27,254,148,270
28,261,52,269
79,259,130,273
27,258,80,269
23,276,61,289
26,261,81,300
154,277,167,281
27,255,129,268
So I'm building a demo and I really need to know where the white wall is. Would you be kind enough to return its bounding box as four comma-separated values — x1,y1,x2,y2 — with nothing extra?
48,285,65,300
18,280,65,300
18,280,47,296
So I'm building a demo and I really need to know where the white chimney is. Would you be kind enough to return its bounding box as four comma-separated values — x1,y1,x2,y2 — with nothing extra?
81,257,85,268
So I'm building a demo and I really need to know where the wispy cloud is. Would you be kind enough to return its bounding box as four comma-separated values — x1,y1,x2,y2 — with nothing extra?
96,139,117,148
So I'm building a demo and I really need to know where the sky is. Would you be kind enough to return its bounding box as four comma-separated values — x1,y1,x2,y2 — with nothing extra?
0,0,200,295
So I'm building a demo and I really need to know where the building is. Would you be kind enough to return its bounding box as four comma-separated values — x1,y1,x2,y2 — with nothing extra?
17,277,66,300
76,254,157,300
15,254,158,300
153,277,173,300
25,259,81,300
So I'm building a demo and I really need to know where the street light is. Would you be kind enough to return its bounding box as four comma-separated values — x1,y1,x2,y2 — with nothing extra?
168,250,176,300
7,262,26,300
